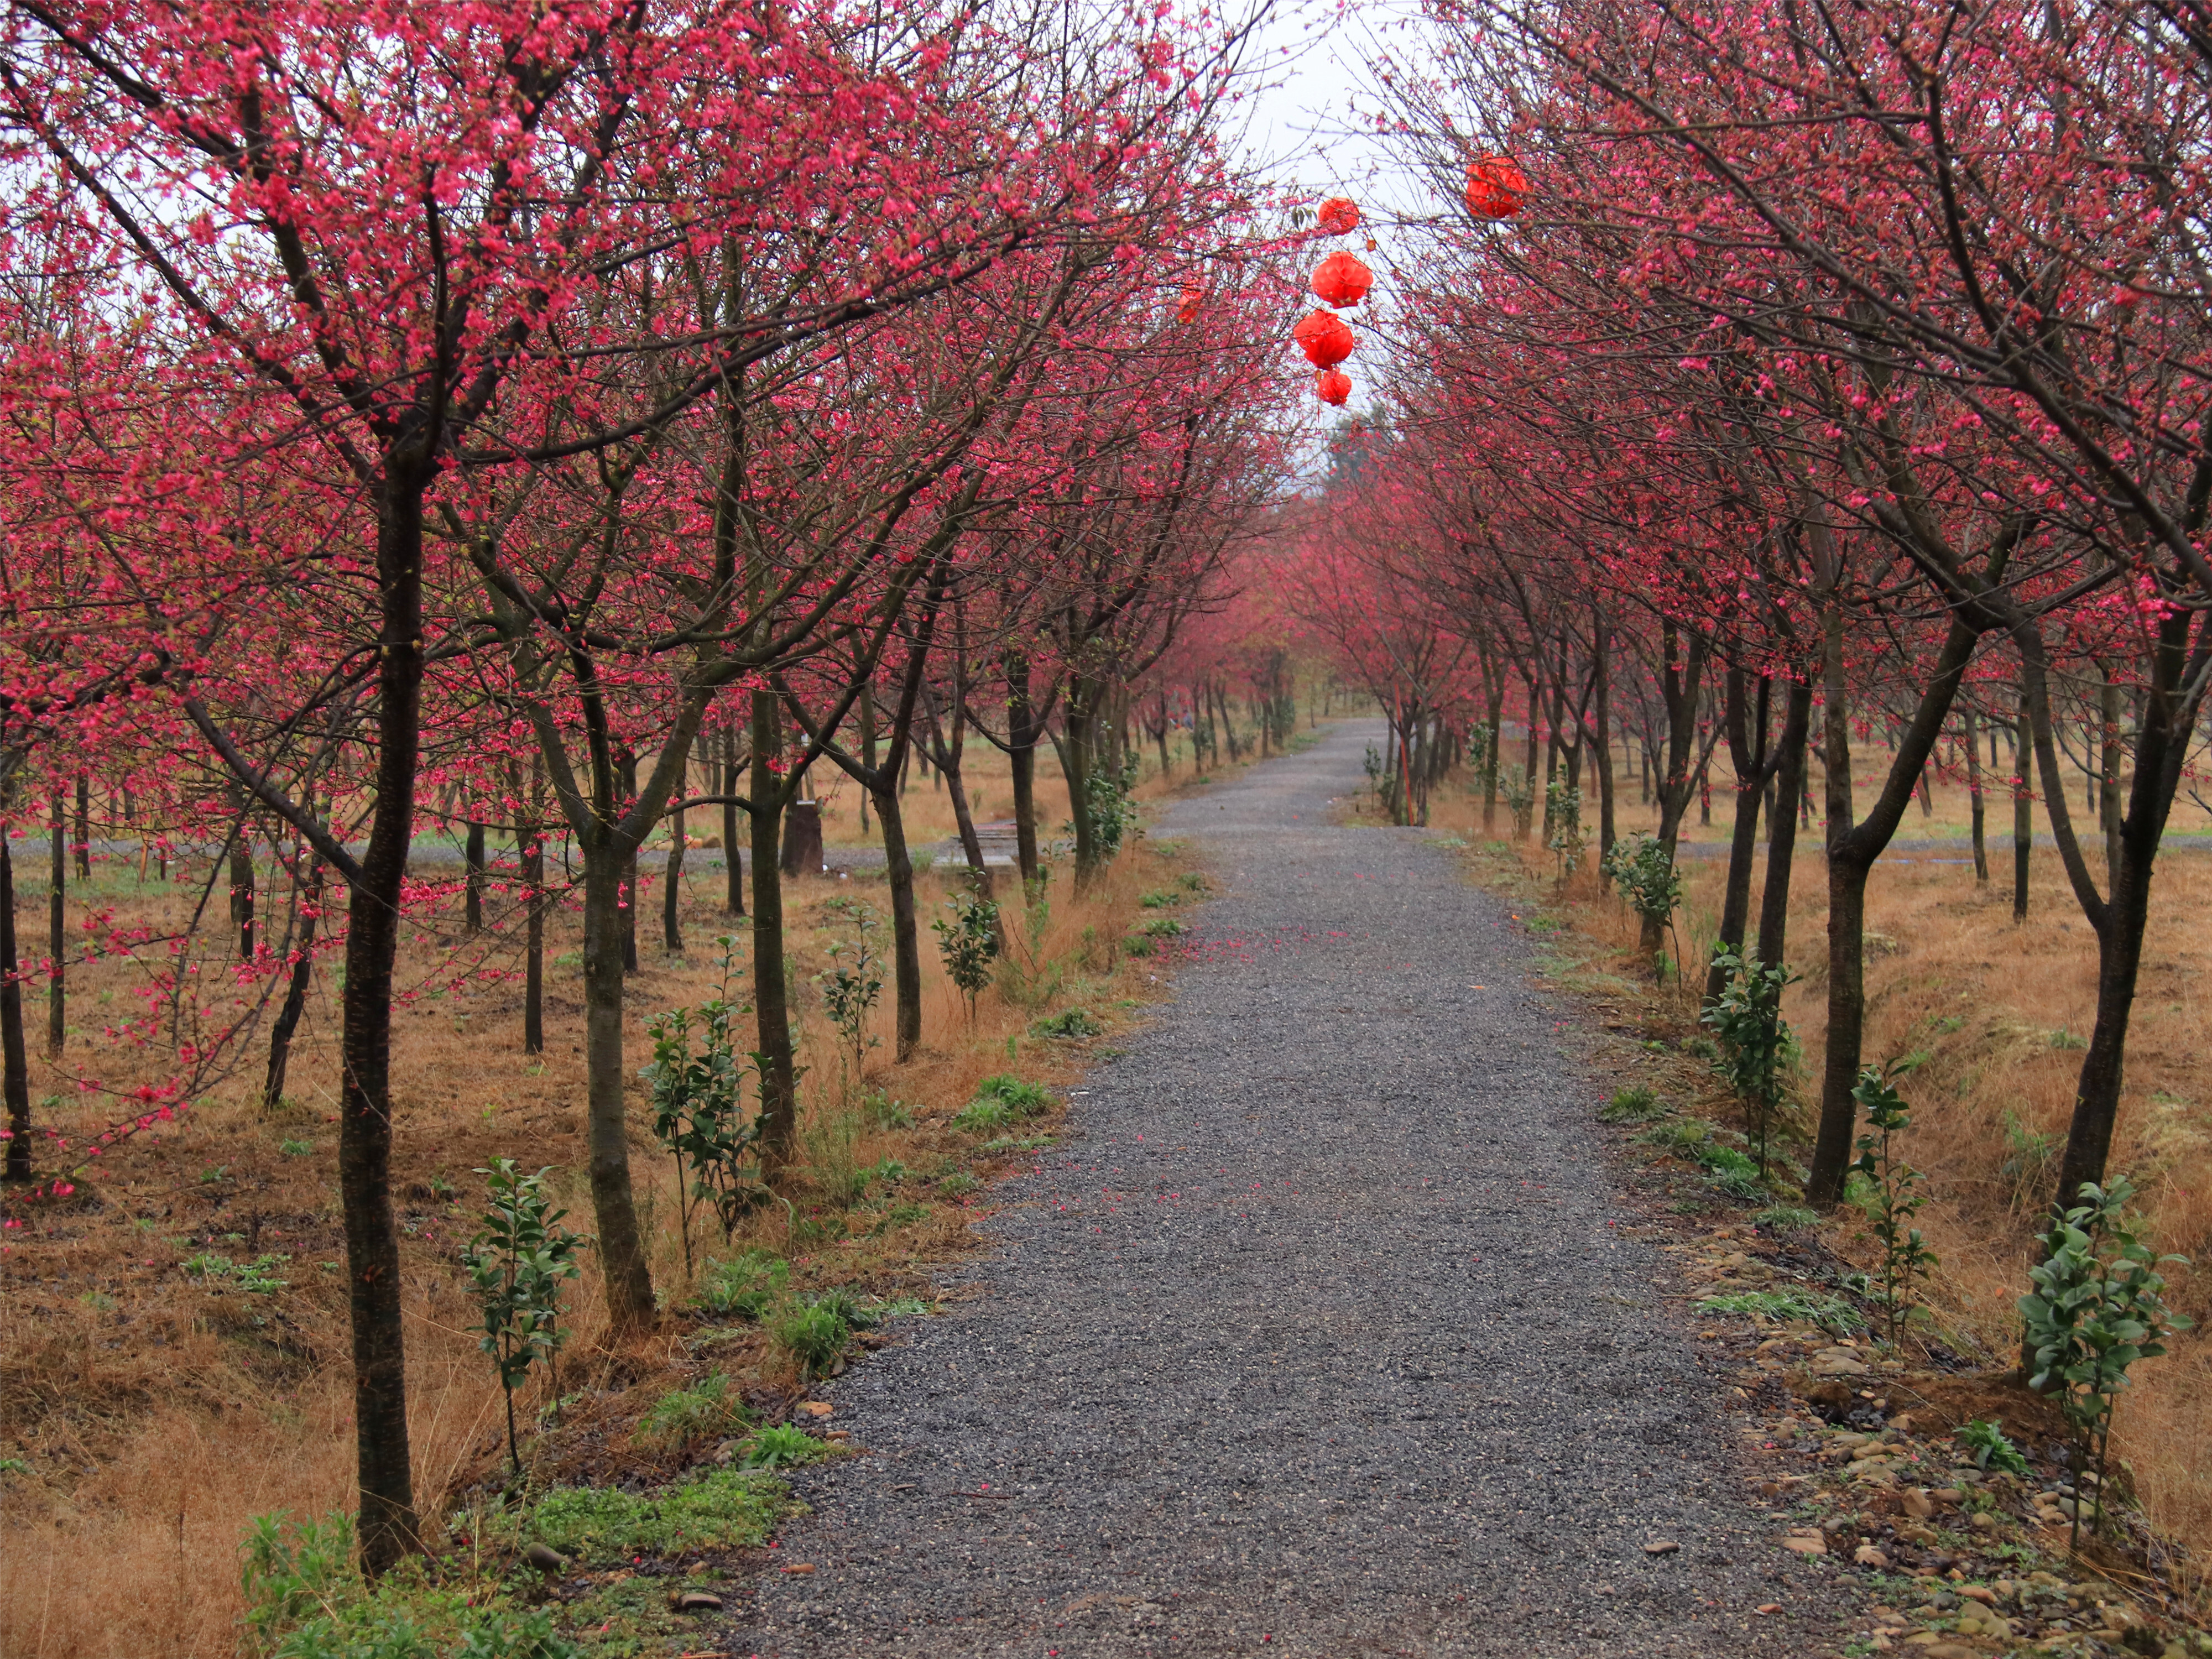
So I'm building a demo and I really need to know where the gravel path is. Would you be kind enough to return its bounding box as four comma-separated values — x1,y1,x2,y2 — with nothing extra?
734,720,1843,1657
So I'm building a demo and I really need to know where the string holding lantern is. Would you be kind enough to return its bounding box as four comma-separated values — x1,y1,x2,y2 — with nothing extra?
1292,309,1355,368
1317,196,1360,236
1464,154,1530,220
1177,282,1203,324
1311,252,1373,309
1315,368,1352,406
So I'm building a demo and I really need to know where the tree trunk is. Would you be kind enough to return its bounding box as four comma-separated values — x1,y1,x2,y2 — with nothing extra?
2100,670,2124,896
230,822,255,961
1,837,30,1182
1704,666,1767,1005
872,781,924,1062
2015,611,2210,1209
664,798,685,955
750,689,797,1168
73,775,89,880
522,819,545,1057
2013,682,2033,924
1754,680,1812,970
337,468,431,1574
1065,676,1103,889
464,820,485,934
1963,708,1988,884
618,749,639,974
1806,613,1981,1206
1640,622,1711,956
1592,617,1615,861
263,849,322,1111
580,841,655,1327
48,796,64,1058
1008,654,1041,890
722,723,744,917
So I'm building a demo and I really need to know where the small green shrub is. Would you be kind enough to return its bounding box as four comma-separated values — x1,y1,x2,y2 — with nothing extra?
740,1425,830,1470
693,1250,788,1321
530,1468,787,1563
1955,1418,2031,1477
932,891,1002,1021
634,1373,752,1448
937,1172,979,1198
1030,1008,1104,1039
1851,1063,1939,1343
1138,915,1186,938
1701,950,1799,1174
1599,1086,1667,1124
774,1300,851,1377
1138,891,1177,909
859,1088,912,1130
2021,1176,2190,1544
1123,931,1156,958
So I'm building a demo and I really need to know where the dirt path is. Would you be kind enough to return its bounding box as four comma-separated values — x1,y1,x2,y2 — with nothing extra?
734,721,1843,1657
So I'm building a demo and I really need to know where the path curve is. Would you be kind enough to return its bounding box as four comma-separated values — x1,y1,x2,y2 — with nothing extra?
736,721,1839,1657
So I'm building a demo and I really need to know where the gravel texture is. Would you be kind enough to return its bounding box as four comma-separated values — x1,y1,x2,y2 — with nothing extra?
731,720,1844,1656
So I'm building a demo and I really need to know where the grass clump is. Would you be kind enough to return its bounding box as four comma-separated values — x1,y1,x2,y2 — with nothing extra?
1755,1204,1820,1232
773,1298,851,1378
530,1467,789,1563
693,1250,788,1321
1956,1418,2031,1476
739,1425,831,1470
1698,1288,1865,1333
241,1511,573,1658
633,1373,752,1449
1030,1008,1104,1039
1599,1085,1667,1124
951,1074,1050,1133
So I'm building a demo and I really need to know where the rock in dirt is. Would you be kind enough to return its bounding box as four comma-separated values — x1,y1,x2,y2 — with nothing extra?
1781,1534,1827,1556
1644,1540,1681,1555
523,1542,567,1579
672,1591,725,1613
1853,1545,1891,1568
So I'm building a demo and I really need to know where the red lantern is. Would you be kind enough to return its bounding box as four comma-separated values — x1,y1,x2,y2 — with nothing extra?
1315,368,1352,406
1464,155,1530,219
1292,309,1355,368
1311,252,1373,309
1177,283,1203,324
1317,196,1360,236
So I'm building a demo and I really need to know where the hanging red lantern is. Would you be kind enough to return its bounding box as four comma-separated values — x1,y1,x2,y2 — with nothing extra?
1177,282,1203,324
1311,252,1373,309
1317,196,1360,236
1292,309,1355,368
1464,154,1530,219
1315,368,1352,406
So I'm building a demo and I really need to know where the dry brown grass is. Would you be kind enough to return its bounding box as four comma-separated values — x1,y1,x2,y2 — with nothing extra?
1418,748,2212,1583
0,762,1193,1659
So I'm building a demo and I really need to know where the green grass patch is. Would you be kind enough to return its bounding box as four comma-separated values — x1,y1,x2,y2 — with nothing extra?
529,1467,790,1564
633,1373,752,1449
1030,1008,1104,1039
1697,1288,1865,1333
1755,1204,1820,1232
1599,1086,1667,1124
692,1250,787,1321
